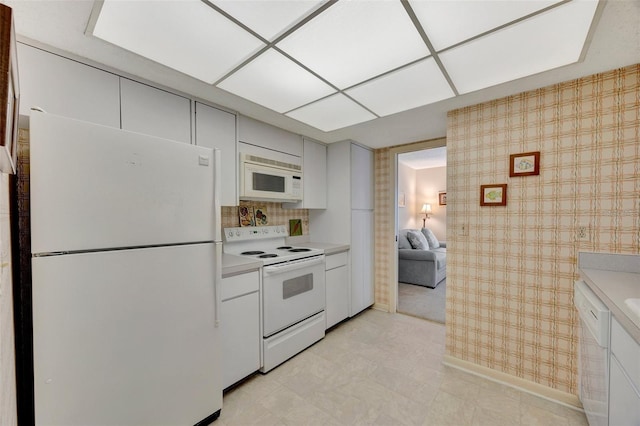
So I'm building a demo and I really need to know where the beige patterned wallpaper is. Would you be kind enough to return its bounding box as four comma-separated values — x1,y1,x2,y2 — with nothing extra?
221,201,309,235
374,149,391,310
374,63,639,396
445,64,640,395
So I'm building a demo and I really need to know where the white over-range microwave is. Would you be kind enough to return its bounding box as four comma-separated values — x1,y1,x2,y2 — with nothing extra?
239,153,303,202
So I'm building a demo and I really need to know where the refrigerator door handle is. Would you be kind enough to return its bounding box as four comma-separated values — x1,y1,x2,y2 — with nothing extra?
213,148,222,243
214,242,222,327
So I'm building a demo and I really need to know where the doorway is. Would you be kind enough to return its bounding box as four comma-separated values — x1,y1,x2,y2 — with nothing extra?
387,138,447,323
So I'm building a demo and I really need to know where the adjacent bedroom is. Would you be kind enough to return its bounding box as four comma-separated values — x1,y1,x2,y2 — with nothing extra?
397,147,447,324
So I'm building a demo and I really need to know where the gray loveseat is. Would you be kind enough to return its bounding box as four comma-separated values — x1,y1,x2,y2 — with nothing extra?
398,228,446,288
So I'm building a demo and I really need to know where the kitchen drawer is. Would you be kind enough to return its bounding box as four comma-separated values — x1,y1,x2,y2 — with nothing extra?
221,270,259,301
611,317,640,389
326,251,348,270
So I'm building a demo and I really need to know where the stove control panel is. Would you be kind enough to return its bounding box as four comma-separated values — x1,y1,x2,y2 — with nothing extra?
223,225,288,242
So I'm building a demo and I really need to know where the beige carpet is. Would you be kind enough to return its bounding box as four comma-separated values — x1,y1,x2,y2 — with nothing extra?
397,280,446,323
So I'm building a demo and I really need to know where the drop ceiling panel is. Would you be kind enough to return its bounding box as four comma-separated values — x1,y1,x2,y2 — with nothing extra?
211,0,325,41
440,0,599,95
286,94,377,132
277,0,430,89
410,0,561,51
92,0,264,84
346,58,454,117
217,49,336,113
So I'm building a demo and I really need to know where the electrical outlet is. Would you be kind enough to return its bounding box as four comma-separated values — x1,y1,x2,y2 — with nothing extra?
577,226,589,241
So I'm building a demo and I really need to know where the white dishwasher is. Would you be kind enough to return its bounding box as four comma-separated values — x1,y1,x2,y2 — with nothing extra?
575,280,611,426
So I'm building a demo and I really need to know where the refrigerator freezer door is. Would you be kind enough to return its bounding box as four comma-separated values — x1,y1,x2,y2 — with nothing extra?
30,112,216,254
32,244,222,425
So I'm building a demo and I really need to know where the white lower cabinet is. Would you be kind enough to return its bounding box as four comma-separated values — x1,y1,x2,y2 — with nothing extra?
325,251,349,329
609,317,640,425
609,355,640,426
350,210,374,316
221,270,260,389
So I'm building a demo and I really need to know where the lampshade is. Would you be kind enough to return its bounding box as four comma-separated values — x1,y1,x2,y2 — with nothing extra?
421,203,432,214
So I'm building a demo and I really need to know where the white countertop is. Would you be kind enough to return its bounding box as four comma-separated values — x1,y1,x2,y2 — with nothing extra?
299,242,350,255
578,253,640,344
221,253,262,278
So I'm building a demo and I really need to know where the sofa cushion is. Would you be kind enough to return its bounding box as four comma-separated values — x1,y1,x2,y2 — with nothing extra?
421,228,440,249
398,229,412,249
406,230,429,250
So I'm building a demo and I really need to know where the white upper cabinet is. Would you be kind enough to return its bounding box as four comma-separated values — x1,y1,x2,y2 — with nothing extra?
17,44,121,127
120,78,191,144
238,115,302,157
195,102,237,206
351,143,374,210
283,138,327,209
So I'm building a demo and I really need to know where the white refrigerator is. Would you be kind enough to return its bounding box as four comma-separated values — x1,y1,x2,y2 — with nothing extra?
29,111,223,425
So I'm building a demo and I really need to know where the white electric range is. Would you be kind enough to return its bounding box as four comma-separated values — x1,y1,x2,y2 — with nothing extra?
223,226,326,372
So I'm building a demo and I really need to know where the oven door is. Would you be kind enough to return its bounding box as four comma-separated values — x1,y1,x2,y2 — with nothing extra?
263,255,325,337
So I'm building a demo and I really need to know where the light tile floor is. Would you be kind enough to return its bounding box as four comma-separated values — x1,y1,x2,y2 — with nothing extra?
218,309,588,426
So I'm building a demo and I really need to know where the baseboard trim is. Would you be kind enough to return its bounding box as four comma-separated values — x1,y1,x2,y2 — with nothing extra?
442,355,583,411
372,303,389,312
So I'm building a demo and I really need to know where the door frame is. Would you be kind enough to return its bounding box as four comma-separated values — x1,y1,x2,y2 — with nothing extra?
387,137,446,313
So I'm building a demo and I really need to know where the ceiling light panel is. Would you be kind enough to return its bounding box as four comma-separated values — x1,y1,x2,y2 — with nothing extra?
346,58,454,117
286,94,377,132
440,0,599,95
410,0,562,51
211,0,326,41
92,0,264,84
277,0,430,89
218,49,336,113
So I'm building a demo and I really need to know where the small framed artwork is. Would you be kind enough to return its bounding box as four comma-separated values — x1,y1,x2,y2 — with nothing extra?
254,205,268,226
438,192,447,206
510,151,540,177
480,184,507,206
289,219,302,236
238,206,255,227
398,191,406,207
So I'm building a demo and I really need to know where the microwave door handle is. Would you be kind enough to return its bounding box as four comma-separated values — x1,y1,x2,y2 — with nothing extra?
263,256,324,275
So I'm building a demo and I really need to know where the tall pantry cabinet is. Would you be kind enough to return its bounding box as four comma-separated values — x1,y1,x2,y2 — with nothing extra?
310,141,374,316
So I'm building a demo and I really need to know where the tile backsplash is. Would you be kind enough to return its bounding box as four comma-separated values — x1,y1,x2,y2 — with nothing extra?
221,201,309,235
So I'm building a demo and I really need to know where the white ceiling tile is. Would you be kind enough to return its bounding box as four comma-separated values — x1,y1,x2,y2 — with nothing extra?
410,0,561,51
217,49,336,113
211,0,324,41
440,0,599,94
286,94,377,132
92,0,264,84
346,58,454,117
277,0,430,89
211,0,326,41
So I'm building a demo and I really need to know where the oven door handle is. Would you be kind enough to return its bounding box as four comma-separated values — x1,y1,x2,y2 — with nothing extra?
263,255,325,275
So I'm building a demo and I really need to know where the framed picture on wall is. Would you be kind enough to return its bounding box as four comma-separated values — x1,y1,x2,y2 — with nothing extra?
509,151,540,177
398,191,406,207
438,192,447,205
480,184,507,206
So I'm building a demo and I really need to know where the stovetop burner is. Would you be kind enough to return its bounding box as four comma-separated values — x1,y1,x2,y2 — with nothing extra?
223,226,324,266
